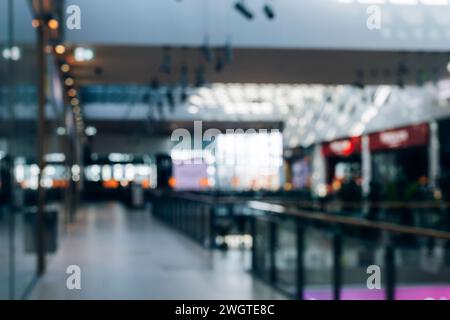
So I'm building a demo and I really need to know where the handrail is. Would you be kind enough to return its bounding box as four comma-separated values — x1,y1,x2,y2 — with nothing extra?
247,200,450,241
158,191,449,210
153,191,272,205
271,199,450,210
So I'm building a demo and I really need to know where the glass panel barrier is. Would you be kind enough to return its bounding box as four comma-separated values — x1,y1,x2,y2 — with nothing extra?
303,226,334,300
341,230,386,300
0,0,10,300
12,0,39,299
252,216,272,283
247,200,450,300
274,219,297,296
394,237,450,300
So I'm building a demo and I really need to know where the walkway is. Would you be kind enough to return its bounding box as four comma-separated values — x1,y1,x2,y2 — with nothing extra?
29,202,286,299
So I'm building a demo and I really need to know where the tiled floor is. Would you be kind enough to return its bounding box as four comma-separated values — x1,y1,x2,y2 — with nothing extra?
29,202,286,300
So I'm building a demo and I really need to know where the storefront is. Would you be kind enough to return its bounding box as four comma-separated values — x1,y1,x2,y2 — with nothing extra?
369,123,430,201
322,137,362,198
438,118,450,201
284,147,313,191
84,153,156,202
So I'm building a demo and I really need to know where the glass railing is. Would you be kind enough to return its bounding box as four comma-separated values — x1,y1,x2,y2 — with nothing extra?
248,201,450,300
150,191,450,300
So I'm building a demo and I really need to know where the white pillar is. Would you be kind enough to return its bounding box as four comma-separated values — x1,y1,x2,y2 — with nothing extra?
362,135,371,196
312,143,327,197
429,121,440,189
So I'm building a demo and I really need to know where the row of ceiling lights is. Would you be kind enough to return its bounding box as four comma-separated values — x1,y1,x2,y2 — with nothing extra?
30,13,96,138
281,84,449,148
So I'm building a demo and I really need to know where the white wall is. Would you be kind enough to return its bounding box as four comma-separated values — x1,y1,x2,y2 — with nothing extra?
65,0,450,51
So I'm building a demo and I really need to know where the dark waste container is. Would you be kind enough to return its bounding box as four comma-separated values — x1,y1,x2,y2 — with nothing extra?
24,207,58,254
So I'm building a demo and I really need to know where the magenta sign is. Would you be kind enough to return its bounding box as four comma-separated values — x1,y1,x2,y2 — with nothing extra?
304,285,450,300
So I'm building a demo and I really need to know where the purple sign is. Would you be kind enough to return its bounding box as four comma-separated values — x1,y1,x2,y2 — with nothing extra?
173,160,209,190
304,285,450,300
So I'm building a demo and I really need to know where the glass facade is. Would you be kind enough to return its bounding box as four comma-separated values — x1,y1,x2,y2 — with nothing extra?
0,0,75,299
0,0,40,299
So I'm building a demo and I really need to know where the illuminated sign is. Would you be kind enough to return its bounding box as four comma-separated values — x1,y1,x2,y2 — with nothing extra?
379,130,409,148
370,123,429,151
322,137,362,157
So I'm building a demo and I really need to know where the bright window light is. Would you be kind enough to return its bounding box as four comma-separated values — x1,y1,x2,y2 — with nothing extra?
56,127,66,136
215,131,283,191
74,47,95,62
2,46,21,61
102,165,112,180
188,105,199,114
85,126,97,136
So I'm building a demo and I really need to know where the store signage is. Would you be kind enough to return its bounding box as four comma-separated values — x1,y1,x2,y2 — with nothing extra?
379,130,409,148
322,137,361,157
369,123,429,151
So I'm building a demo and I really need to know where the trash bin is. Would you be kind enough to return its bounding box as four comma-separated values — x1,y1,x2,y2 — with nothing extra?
131,183,144,208
24,207,58,254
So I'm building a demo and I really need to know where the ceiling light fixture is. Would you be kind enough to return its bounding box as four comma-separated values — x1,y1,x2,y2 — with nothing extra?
61,63,70,73
73,106,81,114
31,19,40,28
47,19,59,30
68,88,77,97
55,45,66,55
263,4,275,19
70,97,79,106
65,77,74,86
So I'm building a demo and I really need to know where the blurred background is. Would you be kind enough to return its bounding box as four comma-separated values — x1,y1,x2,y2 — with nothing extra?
2,0,450,300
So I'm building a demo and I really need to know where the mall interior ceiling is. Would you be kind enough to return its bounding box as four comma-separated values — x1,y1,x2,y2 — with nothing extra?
69,46,450,86
23,0,450,142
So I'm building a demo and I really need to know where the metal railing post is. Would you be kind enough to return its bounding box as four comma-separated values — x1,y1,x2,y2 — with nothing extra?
296,220,305,300
36,14,47,277
209,205,215,249
251,216,257,272
385,242,396,300
269,219,277,285
333,228,342,300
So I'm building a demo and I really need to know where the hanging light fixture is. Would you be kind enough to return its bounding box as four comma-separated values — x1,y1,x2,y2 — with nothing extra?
224,38,234,65
195,66,206,87
234,1,254,20
263,3,275,20
160,47,172,74
215,48,224,73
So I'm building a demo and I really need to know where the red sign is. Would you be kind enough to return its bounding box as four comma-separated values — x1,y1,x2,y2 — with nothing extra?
322,137,362,157
369,123,429,151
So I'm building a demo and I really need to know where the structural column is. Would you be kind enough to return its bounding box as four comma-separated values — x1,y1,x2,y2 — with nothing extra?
429,121,440,190
36,18,47,276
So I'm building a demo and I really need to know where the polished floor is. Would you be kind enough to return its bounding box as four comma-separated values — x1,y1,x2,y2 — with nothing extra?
29,202,286,299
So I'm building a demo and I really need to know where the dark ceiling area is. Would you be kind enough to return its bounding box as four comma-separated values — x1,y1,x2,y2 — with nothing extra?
83,120,284,136
67,45,450,86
